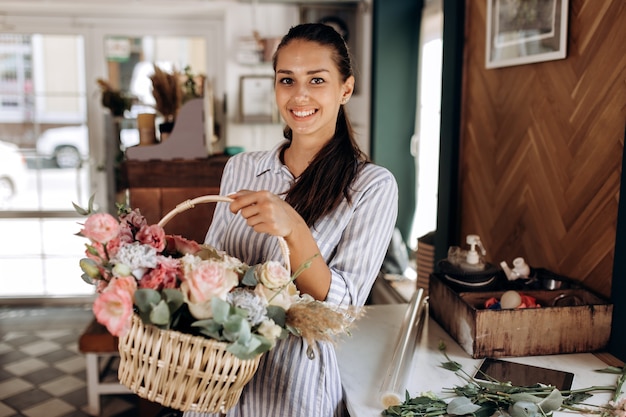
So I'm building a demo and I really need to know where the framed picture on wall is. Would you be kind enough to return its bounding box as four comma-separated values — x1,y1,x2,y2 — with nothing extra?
239,75,277,123
486,0,569,69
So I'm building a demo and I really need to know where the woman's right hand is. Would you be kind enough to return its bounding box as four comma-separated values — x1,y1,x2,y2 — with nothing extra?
228,190,305,240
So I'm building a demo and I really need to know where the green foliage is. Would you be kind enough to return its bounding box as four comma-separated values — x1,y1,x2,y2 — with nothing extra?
134,288,184,329
191,298,276,360
241,267,259,287
382,344,623,417
73,194,96,216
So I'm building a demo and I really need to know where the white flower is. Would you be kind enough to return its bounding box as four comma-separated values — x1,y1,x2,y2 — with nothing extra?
112,242,158,279
255,281,299,310
258,319,282,346
228,288,267,326
256,261,291,289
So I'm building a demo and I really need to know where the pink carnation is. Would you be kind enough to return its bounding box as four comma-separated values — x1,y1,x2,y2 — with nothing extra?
82,213,120,244
92,277,136,336
165,235,202,255
136,224,166,252
139,256,181,290
120,208,147,230
117,222,135,244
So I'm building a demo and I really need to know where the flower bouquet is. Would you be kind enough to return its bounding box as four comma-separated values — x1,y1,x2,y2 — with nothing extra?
75,195,359,413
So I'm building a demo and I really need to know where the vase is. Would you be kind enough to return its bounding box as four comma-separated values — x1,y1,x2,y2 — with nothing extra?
158,121,175,142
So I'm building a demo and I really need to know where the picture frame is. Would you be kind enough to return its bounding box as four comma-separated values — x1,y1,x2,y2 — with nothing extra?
239,75,277,123
486,0,568,69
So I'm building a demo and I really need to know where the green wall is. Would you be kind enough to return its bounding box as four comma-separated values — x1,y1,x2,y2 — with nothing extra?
370,0,421,244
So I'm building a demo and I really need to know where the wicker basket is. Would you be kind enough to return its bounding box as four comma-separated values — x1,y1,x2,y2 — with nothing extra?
117,195,290,413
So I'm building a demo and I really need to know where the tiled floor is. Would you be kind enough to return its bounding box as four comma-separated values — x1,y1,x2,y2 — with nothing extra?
0,305,140,417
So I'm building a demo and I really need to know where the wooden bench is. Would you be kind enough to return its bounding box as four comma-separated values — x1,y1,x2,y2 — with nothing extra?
78,318,132,416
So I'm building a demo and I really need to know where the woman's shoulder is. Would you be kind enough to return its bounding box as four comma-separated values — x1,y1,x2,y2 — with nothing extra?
355,162,397,188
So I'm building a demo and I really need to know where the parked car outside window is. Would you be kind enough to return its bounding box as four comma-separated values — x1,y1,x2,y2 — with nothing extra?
36,123,140,168
0,140,28,204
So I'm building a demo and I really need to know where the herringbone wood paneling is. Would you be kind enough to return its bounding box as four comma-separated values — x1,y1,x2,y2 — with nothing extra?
459,0,626,298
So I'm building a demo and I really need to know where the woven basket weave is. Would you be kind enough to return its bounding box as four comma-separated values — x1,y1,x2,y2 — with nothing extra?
117,195,290,413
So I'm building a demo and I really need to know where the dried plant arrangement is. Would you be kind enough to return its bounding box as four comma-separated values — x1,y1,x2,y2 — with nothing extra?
96,78,134,117
150,64,182,121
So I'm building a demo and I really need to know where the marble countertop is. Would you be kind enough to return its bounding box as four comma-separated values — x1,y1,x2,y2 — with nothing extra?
336,303,617,417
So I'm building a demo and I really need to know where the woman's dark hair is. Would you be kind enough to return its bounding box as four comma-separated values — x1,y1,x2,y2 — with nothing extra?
272,23,369,227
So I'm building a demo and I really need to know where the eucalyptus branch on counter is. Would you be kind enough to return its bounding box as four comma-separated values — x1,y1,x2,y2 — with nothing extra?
382,342,625,417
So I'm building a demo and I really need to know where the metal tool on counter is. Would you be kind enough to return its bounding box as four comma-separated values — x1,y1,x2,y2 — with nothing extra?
379,288,428,408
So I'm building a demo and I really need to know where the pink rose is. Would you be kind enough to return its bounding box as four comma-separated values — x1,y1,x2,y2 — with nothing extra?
139,256,181,290
181,256,238,304
82,213,120,244
136,224,166,252
92,277,136,336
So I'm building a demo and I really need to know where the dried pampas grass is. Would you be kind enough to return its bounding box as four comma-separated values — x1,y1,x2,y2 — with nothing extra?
286,301,365,357
150,64,182,120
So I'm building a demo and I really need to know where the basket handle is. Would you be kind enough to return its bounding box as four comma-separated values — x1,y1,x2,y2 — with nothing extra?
158,195,291,272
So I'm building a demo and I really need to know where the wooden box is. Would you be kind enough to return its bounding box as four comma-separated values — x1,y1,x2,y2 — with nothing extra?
429,273,613,358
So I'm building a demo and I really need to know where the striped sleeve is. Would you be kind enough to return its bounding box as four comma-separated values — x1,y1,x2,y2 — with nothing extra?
321,165,399,306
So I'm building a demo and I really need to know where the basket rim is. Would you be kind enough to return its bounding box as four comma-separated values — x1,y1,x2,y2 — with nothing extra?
158,194,291,272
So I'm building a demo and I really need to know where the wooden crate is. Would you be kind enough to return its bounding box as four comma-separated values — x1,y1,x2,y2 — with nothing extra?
429,273,613,358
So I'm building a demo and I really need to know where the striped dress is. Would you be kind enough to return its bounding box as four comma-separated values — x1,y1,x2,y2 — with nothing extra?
184,140,398,417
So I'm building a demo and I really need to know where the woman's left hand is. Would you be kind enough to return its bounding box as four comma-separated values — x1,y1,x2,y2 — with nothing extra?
228,190,305,239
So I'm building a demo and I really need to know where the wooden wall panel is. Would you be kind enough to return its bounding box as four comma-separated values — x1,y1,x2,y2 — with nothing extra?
459,0,626,298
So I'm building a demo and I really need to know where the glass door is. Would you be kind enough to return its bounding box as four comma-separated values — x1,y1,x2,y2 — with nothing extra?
0,30,211,300
0,32,92,298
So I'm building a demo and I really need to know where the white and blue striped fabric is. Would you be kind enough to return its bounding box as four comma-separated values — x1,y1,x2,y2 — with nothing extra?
184,140,398,417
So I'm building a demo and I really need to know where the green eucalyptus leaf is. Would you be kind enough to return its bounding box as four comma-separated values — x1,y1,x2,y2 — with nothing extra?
211,297,231,324
162,289,184,312
224,315,251,343
134,288,162,312
509,401,539,417
447,396,481,415
226,340,257,360
149,300,171,326
192,319,223,340
510,393,542,404
249,334,272,356
266,305,286,327
538,388,563,412
241,266,258,287
440,360,463,372
473,404,500,417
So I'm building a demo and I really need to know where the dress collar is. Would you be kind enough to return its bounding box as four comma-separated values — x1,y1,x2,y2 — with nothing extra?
254,139,292,178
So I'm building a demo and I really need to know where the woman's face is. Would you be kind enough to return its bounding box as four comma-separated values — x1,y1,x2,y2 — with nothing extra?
274,39,354,145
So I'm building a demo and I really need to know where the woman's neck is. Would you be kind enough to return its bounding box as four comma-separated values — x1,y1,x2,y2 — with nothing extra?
282,143,315,179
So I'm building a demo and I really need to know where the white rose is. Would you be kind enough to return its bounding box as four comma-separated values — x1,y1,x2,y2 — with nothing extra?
254,281,299,310
256,261,291,289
